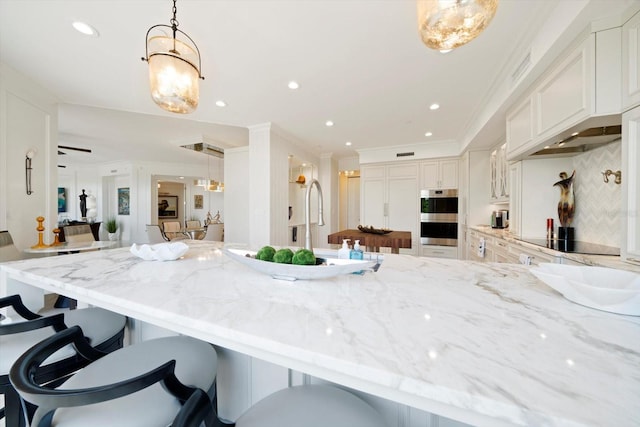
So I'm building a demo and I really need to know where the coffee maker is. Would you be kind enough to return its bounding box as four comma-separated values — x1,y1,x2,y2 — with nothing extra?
491,210,509,229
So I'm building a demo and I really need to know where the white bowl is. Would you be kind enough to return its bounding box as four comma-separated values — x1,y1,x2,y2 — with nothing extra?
130,242,189,261
530,263,640,316
224,248,377,281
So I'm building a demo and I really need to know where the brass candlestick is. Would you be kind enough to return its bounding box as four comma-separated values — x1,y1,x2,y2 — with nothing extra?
31,216,48,249
50,228,62,246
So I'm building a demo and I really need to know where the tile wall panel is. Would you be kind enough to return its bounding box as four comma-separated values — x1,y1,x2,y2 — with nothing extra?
571,140,621,247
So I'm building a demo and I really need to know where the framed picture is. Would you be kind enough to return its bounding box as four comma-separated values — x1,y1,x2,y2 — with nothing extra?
158,195,178,218
57,187,67,213
118,187,130,215
194,194,203,209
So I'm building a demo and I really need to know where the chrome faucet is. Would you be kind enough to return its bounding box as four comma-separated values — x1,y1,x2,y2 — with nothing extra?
305,179,325,252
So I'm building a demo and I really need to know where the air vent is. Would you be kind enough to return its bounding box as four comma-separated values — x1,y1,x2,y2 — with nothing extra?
181,142,224,158
396,152,415,157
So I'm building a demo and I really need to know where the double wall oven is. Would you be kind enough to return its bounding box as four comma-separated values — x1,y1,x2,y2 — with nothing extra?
420,189,458,246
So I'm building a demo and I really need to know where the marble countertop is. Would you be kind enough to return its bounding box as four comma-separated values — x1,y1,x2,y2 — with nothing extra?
469,225,640,272
1,241,638,426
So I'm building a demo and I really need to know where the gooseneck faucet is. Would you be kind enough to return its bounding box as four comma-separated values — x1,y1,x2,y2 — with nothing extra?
305,179,325,252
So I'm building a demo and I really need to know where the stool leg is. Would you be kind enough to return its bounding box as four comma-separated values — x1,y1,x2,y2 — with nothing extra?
5,386,26,427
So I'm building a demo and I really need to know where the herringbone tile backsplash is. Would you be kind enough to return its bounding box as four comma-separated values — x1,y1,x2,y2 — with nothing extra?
571,140,621,247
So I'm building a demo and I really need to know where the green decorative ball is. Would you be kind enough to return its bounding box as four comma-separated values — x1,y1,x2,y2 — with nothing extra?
273,248,294,264
292,249,316,265
256,246,276,262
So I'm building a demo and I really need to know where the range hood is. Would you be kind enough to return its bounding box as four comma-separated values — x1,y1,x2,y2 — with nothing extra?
530,116,622,157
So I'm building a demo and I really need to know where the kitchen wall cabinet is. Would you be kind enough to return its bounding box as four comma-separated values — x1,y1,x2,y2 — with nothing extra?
507,161,522,237
360,162,419,255
623,9,640,111
420,158,458,189
622,106,640,263
506,28,622,161
490,142,509,202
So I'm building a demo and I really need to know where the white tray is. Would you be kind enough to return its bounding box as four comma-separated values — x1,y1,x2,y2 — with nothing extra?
224,248,377,281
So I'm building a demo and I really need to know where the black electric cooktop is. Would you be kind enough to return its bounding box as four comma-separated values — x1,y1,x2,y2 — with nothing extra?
519,238,620,256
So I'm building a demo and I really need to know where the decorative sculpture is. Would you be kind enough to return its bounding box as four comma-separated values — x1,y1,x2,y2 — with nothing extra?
79,189,88,218
31,216,48,249
553,170,575,241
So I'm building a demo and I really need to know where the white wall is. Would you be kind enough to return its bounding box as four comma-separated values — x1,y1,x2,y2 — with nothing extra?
0,63,58,250
520,157,574,238
225,147,250,245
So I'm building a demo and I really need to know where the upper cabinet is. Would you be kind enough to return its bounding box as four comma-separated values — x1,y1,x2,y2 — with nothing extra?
490,142,508,202
506,28,622,161
623,9,640,111
421,159,458,190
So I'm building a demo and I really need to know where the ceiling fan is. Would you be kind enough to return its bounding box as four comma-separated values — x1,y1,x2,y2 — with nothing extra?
58,145,92,168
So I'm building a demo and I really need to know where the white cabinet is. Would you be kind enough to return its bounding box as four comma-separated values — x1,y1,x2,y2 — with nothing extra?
623,9,640,110
361,162,419,255
490,142,509,201
622,106,640,263
508,161,522,238
506,28,622,160
421,159,458,189
506,96,535,157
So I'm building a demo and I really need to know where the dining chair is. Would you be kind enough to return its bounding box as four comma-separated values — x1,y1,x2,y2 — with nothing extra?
202,224,223,242
185,220,205,239
10,326,219,427
63,225,95,243
0,295,126,427
0,230,22,262
163,221,189,241
145,224,169,244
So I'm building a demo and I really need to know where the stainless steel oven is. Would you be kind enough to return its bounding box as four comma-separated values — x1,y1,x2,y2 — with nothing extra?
420,189,458,246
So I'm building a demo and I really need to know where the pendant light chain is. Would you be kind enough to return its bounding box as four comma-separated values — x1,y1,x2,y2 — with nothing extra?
170,0,179,51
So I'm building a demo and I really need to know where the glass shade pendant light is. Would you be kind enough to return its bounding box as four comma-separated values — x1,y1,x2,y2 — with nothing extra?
142,0,204,114
417,0,499,51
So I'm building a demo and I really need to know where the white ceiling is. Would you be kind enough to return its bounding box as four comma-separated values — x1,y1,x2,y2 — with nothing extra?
0,0,632,167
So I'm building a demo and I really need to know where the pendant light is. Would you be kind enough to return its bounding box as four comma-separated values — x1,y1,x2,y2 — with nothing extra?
142,0,204,114
417,0,499,51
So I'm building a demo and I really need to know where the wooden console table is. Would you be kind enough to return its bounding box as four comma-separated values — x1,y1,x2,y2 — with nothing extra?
327,229,411,254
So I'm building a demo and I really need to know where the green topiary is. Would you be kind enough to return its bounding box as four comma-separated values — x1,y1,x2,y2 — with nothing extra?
256,246,276,262
292,249,316,265
273,248,294,264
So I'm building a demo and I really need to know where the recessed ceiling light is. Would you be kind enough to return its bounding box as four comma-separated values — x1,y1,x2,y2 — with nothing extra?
325,120,334,127
288,81,300,90
179,176,184,179
558,142,565,147
429,103,440,110
424,132,433,137
439,49,452,54
72,21,99,37
345,141,352,146
215,100,227,107
571,132,579,136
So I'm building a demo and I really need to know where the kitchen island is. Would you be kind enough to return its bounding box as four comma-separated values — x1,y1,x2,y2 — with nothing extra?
1,241,638,426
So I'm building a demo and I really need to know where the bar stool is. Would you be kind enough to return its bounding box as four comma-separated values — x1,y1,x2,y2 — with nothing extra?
0,295,126,427
11,326,386,427
10,326,218,427
176,384,388,427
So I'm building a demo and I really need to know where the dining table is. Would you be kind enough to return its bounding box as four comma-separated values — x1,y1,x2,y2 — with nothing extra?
327,229,411,253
